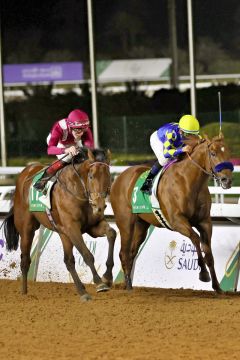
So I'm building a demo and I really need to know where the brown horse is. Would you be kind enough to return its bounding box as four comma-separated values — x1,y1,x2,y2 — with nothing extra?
110,134,233,293
2,148,116,301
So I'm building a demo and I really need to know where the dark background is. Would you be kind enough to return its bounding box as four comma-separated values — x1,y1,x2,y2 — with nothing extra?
2,0,240,67
0,0,240,158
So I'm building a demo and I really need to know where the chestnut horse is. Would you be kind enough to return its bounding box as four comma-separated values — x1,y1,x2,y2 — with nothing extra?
2,148,116,301
110,134,233,293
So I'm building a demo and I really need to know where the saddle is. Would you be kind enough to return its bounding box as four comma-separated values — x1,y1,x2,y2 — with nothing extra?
30,171,56,211
131,160,177,229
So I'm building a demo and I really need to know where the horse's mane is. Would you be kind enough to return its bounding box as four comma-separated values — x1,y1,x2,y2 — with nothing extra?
175,135,204,162
91,148,109,162
180,133,224,161
181,134,204,148
185,133,224,148
73,147,108,164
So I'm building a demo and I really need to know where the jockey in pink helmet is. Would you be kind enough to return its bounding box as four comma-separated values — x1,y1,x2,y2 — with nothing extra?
34,109,94,192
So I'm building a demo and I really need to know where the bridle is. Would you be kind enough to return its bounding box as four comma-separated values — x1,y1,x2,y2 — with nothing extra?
57,160,110,205
186,139,234,184
86,162,111,205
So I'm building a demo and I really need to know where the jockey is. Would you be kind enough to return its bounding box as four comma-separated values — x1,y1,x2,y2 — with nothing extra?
141,114,200,195
34,109,94,192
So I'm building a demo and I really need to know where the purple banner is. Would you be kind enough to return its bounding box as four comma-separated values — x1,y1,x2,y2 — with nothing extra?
3,62,84,84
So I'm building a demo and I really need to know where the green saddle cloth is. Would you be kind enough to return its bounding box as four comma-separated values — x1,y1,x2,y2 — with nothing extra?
132,170,152,213
29,171,47,212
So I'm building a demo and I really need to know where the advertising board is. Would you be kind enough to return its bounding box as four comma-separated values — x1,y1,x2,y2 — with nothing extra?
3,62,84,84
0,222,239,291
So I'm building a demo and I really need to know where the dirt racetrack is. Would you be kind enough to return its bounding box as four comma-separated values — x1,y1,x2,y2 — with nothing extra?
0,279,240,360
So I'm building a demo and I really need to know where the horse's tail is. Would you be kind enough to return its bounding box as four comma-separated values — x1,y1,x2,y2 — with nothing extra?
1,206,19,251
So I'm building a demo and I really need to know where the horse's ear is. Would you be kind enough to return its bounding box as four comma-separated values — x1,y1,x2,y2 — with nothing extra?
203,133,211,143
106,149,111,164
219,131,224,139
87,148,95,162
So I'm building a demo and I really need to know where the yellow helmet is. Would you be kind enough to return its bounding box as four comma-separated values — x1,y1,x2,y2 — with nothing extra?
179,115,200,134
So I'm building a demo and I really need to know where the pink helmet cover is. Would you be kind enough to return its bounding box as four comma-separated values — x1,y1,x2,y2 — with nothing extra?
67,109,90,128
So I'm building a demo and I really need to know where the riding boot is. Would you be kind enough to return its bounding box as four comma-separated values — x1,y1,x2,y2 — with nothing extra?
140,161,162,195
33,159,66,192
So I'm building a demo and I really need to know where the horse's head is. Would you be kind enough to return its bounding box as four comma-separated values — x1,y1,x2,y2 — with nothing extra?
204,132,233,189
86,148,111,215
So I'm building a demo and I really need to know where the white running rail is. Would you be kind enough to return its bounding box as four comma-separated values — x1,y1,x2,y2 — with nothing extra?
0,166,240,217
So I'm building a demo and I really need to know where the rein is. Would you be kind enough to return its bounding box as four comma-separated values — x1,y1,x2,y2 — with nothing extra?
187,152,218,180
55,161,88,202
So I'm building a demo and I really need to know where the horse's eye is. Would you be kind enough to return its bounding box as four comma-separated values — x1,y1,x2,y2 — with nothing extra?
211,152,216,157
89,174,93,180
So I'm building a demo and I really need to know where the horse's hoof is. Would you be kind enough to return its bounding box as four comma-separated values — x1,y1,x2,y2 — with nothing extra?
126,286,133,291
199,271,211,282
124,283,133,291
215,288,225,295
101,275,113,288
96,283,110,293
80,293,92,302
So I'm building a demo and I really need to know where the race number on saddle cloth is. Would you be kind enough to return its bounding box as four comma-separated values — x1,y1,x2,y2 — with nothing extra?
30,170,56,211
131,164,174,229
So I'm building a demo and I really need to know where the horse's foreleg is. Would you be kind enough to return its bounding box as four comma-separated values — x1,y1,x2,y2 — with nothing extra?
67,230,109,293
60,234,92,301
197,219,222,293
88,220,117,287
174,217,212,287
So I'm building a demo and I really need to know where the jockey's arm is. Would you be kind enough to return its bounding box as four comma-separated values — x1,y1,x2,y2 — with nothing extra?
163,131,184,158
163,147,183,158
82,127,94,148
47,125,65,155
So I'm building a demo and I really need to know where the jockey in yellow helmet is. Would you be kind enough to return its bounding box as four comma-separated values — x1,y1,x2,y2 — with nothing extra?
178,115,200,135
141,115,200,195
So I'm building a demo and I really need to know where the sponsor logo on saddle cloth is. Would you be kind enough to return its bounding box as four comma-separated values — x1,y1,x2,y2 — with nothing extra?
131,168,172,230
29,171,55,211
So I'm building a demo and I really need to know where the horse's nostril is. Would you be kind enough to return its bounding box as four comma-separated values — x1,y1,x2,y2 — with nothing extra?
221,177,232,189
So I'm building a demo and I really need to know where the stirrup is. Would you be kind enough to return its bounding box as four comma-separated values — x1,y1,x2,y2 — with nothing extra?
140,179,153,195
141,186,153,195
33,179,47,192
